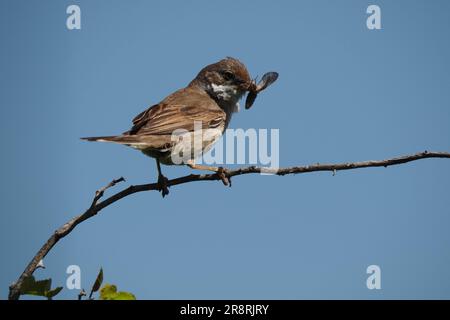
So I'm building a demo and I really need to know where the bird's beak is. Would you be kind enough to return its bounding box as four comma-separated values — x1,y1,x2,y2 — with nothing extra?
234,77,251,90
245,79,257,92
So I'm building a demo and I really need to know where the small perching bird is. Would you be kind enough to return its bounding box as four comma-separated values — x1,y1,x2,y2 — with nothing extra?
82,57,278,197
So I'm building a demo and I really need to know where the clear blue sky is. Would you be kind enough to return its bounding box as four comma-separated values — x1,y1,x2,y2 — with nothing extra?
1,0,450,299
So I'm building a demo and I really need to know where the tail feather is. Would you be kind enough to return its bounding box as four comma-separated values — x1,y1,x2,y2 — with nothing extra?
81,134,173,151
81,135,148,146
81,135,124,143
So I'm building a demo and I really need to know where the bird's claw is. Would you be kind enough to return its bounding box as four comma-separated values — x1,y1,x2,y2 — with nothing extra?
157,174,170,198
217,167,231,187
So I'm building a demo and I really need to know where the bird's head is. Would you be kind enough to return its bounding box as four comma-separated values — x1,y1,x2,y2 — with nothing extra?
190,57,253,104
190,57,279,110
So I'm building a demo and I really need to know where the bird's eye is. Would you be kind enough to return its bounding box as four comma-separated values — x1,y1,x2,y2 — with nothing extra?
223,71,235,81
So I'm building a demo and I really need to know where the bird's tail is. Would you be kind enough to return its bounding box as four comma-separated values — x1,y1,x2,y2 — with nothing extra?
80,135,142,145
81,134,171,151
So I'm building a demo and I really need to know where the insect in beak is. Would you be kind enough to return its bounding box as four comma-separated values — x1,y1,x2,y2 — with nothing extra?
245,72,279,109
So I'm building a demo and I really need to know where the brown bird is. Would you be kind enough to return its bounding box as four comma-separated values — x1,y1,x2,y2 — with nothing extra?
82,57,278,197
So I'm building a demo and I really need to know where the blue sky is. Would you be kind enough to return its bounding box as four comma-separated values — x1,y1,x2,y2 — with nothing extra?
1,0,450,299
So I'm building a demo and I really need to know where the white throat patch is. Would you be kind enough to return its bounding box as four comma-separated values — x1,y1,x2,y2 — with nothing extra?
210,83,242,114
211,83,238,101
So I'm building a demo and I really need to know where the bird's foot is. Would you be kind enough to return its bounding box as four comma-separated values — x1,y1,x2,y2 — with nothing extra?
157,174,170,198
217,167,231,187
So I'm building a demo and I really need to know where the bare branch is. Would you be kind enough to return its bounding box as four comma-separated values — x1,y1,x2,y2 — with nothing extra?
90,177,125,208
8,150,450,300
8,177,126,301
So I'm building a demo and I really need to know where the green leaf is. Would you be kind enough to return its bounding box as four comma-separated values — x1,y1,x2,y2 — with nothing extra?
89,268,103,298
20,276,63,299
100,284,136,300
112,291,136,300
99,284,117,299
45,287,63,300
20,276,51,297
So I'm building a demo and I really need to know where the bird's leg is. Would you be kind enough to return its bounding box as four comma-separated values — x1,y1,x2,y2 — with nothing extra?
186,160,231,186
156,159,169,197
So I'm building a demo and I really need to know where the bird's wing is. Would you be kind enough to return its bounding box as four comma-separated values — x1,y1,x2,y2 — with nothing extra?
127,87,226,136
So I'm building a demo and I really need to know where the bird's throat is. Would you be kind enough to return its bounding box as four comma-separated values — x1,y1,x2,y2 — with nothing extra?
209,83,244,115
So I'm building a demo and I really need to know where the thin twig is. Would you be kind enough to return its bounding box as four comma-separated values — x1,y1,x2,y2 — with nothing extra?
90,177,125,208
8,150,450,300
9,177,126,301
78,289,86,301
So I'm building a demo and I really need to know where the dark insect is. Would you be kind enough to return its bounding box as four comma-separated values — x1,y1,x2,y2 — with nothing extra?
245,72,279,109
